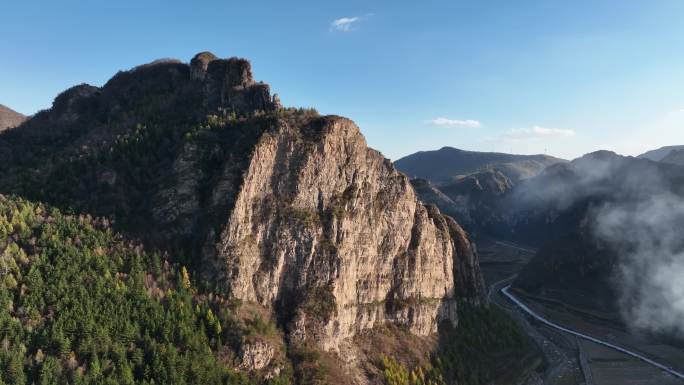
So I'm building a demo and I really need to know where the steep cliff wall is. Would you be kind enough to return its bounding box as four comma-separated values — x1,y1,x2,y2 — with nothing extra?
205,115,485,350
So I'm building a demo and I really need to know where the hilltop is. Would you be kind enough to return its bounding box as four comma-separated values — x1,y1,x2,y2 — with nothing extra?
0,104,26,131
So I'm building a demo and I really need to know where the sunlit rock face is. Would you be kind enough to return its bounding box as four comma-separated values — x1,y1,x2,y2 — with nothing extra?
204,115,485,350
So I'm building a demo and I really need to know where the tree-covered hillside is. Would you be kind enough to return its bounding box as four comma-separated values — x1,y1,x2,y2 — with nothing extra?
0,195,254,385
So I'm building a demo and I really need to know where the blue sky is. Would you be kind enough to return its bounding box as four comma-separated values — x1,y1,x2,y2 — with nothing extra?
2,0,684,160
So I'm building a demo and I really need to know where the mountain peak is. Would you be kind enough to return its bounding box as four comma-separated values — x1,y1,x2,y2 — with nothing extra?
437,146,463,152
17,53,282,133
578,149,621,160
189,51,218,80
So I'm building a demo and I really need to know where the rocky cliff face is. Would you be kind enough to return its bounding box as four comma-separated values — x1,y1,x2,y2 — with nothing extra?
204,116,484,350
0,52,486,355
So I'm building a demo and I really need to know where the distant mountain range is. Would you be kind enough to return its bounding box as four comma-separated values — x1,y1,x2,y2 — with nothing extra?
394,146,565,184
660,148,684,166
402,145,684,340
0,104,26,131
396,147,566,233
637,145,684,162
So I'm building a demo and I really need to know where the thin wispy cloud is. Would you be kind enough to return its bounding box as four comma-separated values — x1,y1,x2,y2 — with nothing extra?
331,16,360,32
426,117,481,128
330,14,374,32
504,125,576,140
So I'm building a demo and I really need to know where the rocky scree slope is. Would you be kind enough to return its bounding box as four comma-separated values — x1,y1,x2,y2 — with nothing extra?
0,52,486,357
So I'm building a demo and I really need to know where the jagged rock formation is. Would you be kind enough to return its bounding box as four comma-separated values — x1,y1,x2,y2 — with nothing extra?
190,52,280,112
190,51,218,80
0,104,26,131
0,52,486,356
240,340,276,371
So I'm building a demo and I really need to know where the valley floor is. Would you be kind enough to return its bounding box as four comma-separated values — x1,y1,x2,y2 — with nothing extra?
477,238,684,385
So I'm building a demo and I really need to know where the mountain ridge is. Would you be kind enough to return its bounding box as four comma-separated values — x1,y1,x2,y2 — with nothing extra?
398,147,565,235
661,148,684,166
395,146,566,185
0,104,26,131
637,145,684,161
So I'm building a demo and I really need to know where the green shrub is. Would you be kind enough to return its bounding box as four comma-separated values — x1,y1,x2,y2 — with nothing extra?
245,314,277,337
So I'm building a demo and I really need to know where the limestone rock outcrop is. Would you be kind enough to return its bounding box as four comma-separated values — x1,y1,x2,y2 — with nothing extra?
190,51,218,80
191,52,277,112
201,116,486,350
239,340,275,371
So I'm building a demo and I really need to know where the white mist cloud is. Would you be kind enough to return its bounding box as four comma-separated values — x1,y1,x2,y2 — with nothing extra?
513,153,684,337
426,117,481,128
592,194,684,337
330,16,360,32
